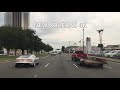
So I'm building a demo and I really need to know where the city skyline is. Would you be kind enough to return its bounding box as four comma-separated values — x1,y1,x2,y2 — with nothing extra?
0,12,120,49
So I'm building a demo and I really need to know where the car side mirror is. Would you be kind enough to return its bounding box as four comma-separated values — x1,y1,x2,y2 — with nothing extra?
36,57,39,60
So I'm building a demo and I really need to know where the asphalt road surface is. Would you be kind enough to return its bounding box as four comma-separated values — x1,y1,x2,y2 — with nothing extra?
0,53,120,78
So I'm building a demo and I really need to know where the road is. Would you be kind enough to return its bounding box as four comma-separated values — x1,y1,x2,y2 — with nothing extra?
0,53,120,78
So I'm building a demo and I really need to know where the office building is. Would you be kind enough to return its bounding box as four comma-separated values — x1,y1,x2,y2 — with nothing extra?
4,12,30,29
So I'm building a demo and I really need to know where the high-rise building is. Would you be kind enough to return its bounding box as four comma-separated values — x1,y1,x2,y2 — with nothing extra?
22,12,30,29
4,12,30,29
12,12,22,28
4,12,12,26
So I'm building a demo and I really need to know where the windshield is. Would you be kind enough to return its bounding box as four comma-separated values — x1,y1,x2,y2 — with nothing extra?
56,49,60,50
19,55,31,58
75,51,84,54
1,12,120,78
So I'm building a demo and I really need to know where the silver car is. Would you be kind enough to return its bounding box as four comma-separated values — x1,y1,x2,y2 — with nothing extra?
15,54,39,67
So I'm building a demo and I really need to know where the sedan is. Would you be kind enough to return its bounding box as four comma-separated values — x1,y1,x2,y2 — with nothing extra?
15,54,39,67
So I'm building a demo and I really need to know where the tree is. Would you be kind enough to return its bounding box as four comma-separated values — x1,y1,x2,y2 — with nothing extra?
40,41,46,53
44,44,53,52
32,36,42,54
61,46,65,53
0,25,52,56
0,26,22,55
97,44,104,49
19,29,36,54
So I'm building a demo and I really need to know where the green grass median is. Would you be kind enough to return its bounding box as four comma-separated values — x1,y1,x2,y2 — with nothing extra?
0,56,17,62
36,52,49,57
0,52,49,62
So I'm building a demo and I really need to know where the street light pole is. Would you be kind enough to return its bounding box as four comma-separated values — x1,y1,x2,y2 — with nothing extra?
97,29,104,55
79,39,82,49
69,41,70,53
79,41,81,48
97,29,104,45
83,28,84,52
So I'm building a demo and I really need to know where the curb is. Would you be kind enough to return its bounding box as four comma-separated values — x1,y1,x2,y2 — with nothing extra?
89,56,120,63
106,59,120,63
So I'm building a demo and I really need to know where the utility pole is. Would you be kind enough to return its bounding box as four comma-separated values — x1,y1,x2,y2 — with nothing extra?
97,29,104,55
97,29,104,45
83,28,85,52
69,41,70,53
79,40,81,48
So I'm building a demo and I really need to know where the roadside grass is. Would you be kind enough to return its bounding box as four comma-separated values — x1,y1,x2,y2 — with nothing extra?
0,56,17,62
0,52,49,62
36,52,49,57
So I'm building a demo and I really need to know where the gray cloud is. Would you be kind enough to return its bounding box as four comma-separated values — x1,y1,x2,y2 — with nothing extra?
0,12,4,26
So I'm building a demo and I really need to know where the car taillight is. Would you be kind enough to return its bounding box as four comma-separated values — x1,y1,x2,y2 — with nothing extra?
16,59,24,62
27,59,33,62
16,59,19,62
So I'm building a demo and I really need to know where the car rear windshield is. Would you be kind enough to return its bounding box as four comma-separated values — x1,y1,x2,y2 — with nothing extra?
56,49,60,50
75,51,84,54
0,50,4,54
19,55,31,58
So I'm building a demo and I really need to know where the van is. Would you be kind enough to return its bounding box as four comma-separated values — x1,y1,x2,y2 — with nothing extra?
55,49,62,54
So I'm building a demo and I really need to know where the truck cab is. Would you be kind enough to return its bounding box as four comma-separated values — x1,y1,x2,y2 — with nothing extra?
71,50,87,61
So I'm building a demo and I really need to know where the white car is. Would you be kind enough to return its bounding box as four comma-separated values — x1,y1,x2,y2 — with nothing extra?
104,50,115,57
109,50,120,58
51,51,57,56
0,50,7,56
15,54,39,67
55,49,62,54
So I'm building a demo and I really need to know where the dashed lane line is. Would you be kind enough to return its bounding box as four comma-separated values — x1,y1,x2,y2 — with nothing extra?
45,63,49,67
73,64,78,68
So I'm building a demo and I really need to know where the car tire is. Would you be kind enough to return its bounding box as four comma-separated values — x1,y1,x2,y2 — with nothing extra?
100,64,103,67
72,57,73,60
78,63,81,66
32,62,36,67
78,62,83,66
98,64,103,67
15,64,19,67
72,57,74,61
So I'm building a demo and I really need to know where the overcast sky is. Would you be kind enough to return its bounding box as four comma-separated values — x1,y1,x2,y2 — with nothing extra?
0,12,120,49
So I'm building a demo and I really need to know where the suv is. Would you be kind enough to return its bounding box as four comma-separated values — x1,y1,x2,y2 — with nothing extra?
51,51,57,56
71,50,87,61
55,49,62,54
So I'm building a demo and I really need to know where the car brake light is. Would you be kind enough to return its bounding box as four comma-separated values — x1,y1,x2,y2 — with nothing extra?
16,59,24,62
27,59,33,62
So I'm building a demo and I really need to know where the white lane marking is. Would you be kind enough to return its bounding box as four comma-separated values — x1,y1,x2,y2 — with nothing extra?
73,64,78,68
45,63,49,67
34,75,37,78
103,65,112,69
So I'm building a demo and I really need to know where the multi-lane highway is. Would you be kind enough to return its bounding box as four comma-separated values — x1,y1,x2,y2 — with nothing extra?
0,53,120,78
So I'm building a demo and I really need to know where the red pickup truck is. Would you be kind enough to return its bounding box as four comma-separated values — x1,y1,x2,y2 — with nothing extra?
71,50,88,61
